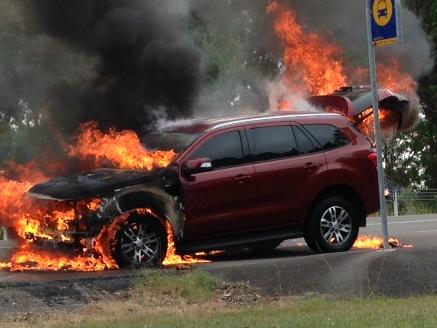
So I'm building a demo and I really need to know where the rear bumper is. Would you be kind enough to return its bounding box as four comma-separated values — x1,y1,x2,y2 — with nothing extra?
364,183,380,215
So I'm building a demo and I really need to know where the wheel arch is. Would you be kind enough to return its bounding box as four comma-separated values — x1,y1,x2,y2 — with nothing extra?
102,185,183,238
307,185,367,227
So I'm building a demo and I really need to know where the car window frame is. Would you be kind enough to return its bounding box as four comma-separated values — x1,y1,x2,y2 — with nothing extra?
291,124,321,156
300,123,351,152
245,122,305,164
181,127,251,173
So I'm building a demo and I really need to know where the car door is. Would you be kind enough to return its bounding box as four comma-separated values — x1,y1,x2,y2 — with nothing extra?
180,128,257,239
246,122,328,227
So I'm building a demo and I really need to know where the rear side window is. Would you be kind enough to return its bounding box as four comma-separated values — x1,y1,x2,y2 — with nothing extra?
251,126,298,161
303,124,350,150
292,126,319,154
191,131,244,169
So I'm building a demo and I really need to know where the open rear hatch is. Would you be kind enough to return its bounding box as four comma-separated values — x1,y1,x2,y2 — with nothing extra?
309,87,416,140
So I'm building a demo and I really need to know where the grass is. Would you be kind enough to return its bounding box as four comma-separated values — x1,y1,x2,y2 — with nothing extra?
19,295,437,328
134,270,217,304
4,269,437,328
60,296,437,328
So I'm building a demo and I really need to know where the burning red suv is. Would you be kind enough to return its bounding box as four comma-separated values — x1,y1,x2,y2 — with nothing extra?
28,111,379,267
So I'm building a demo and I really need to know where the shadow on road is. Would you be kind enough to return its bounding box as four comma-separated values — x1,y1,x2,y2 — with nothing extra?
200,245,314,263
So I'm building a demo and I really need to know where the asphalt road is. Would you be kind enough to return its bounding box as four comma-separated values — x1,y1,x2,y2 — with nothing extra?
204,214,437,296
278,213,437,250
360,214,437,247
1,214,437,299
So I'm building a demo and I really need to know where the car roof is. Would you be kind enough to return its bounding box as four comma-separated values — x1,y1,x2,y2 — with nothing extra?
160,111,342,133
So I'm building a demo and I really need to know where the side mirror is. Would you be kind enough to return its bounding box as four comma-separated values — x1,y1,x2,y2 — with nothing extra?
182,158,213,176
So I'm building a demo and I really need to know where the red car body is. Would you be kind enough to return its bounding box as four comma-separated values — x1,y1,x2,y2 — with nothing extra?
29,111,380,266
169,112,379,249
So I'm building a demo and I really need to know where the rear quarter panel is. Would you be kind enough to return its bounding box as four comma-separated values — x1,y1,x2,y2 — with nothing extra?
321,121,379,215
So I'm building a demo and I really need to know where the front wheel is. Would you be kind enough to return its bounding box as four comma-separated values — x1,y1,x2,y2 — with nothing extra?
114,215,167,268
304,196,359,253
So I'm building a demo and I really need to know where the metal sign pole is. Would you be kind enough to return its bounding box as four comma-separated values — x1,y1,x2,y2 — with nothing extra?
366,0,390,250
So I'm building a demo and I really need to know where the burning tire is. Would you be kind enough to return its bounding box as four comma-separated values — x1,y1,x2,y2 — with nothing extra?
304,196,359,253
114,214,167,268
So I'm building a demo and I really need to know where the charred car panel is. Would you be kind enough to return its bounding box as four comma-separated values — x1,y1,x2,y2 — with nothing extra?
27,167,185,241
28,168,157,201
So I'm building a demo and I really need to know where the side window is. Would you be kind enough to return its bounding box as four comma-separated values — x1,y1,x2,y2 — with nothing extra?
190,131,244,170
292,126,319,155
303,124,350,150
251,126,298,161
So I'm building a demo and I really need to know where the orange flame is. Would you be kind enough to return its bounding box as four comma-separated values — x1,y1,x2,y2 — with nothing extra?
354,235,413,249
352,58,418,96
162,222,210,267
5,243,113,272
0,124,188,272
377,59,418,96
268,1,418,111
68,122,177,171
267,1,347,96
356,107,403,140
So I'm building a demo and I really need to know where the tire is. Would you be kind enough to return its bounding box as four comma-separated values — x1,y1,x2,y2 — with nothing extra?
114,214,167,268
248,239,284,251
304,196,359,253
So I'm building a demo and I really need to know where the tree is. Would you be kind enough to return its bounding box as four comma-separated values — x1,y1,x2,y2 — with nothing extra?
402,0,437,188
385,123,428,188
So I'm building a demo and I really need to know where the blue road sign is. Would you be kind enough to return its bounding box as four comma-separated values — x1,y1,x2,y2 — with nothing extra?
370,0,402,46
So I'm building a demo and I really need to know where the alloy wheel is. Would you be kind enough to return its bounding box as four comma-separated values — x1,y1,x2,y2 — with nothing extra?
319,206,352,245
120,221,160,265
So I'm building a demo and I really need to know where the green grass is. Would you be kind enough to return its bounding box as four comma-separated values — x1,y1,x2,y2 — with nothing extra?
46,295,437,328
134,270,217,303
6,271,437,328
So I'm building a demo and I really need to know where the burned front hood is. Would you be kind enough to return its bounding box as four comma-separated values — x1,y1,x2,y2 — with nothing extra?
28,168,159,201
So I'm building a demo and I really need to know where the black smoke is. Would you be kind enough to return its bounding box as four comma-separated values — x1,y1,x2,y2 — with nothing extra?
0,0,433,136
18,0,201,134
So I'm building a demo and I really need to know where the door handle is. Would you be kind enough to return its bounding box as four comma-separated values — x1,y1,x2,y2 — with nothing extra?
304,163,321,171
234,174,251,183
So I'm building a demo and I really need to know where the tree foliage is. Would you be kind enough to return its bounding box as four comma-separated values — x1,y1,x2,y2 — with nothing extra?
386,1,437,188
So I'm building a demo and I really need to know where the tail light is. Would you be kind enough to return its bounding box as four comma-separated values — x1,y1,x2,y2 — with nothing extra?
368,149,378,168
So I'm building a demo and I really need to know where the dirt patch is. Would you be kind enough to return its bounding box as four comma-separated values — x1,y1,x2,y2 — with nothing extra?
0,274,134,315
0,269,266,328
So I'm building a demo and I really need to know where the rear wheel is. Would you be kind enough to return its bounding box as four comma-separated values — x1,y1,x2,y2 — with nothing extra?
304,196,359,253
114,215,167,268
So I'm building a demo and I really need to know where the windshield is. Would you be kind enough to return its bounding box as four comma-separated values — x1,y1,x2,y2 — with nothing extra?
143,132,202,153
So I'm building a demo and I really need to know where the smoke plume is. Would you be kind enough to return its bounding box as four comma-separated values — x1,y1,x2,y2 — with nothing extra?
0,0,433,139
182,0,432,117
2,0,201,135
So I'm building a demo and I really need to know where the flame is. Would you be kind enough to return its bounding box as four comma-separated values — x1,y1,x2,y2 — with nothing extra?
0,124,186,272
352,58,418,96
378,59,418,96
0,171,70,242
354,235,413,249
267,1,347,97
356,107,402,140
268,1,418,111
4,243,113,272
162,222,210,267
68,122,177,171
